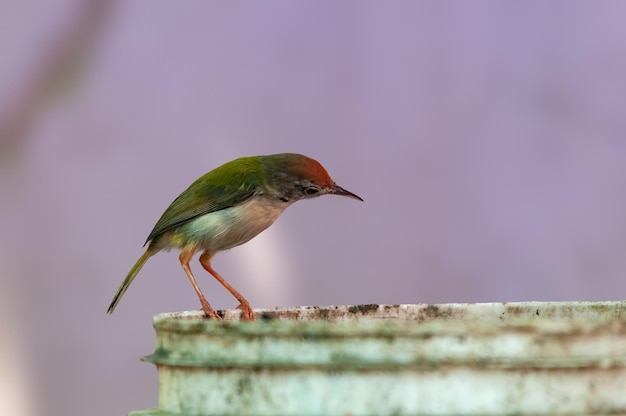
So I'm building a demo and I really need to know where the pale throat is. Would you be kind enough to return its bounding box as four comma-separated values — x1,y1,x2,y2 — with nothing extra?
173,196,292,252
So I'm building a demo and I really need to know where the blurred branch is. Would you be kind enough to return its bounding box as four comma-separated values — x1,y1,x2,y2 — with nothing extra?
0,0,111,153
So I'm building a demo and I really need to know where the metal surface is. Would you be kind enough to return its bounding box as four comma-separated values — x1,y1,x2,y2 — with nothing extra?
130,302,626,415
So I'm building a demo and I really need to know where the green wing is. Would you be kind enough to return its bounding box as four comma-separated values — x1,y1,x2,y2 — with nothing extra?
145,157,262,244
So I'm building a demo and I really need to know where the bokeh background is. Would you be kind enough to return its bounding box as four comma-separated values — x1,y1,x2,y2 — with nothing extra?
3,1,626,415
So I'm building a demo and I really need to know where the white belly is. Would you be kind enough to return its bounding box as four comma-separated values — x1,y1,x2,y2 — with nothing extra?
178,196,290,252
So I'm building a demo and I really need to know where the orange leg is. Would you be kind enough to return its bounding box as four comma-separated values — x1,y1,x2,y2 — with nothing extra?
199,251,255,321
179,248,221,320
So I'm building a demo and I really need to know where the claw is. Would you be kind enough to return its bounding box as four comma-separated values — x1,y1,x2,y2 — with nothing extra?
201,301,222,320
236,302,255,321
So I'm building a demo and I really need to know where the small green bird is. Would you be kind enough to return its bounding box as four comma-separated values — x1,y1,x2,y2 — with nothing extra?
107,153,362,320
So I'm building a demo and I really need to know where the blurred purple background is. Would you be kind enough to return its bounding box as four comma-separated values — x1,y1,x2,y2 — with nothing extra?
3,1,626,415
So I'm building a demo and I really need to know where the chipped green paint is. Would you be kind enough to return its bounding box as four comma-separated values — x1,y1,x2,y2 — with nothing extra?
129,302,626,415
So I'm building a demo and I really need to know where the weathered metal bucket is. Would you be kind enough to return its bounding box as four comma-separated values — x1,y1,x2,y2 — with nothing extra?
130,302,626,415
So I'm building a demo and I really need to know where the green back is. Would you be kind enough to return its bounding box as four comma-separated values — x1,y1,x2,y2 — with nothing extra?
145,156,263,244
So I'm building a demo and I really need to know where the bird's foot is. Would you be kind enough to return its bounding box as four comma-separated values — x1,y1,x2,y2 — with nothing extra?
236,301,255,321
200,301,222,320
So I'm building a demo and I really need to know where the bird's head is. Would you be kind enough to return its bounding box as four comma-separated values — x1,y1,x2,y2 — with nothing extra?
261,153,363,203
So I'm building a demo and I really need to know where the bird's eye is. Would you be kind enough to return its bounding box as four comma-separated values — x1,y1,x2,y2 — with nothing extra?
305,187,319,196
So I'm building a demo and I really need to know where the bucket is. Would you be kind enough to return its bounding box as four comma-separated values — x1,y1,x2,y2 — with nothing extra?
129,302,626,415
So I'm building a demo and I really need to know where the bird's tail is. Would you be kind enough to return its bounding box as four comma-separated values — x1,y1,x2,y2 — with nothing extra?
107,246,156,314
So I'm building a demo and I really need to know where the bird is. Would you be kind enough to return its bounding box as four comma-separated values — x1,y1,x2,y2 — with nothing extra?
107,153,363,320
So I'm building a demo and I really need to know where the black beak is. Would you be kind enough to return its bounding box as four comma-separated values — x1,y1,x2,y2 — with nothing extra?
331,184,364,201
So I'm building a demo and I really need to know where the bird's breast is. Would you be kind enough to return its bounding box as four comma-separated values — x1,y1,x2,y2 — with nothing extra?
173,196,291,252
